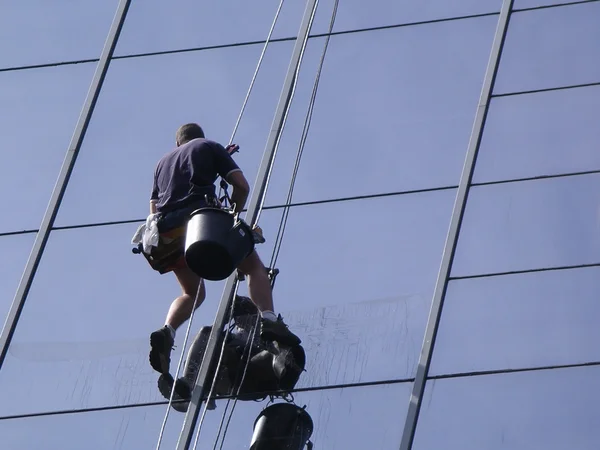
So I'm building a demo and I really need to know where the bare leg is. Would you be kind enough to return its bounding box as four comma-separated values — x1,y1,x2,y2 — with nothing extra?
237,250,301,346
237,250,274,312
167,266,206,330
149,266,205,374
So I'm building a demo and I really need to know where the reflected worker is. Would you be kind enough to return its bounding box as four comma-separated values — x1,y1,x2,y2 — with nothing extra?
145,123,300,375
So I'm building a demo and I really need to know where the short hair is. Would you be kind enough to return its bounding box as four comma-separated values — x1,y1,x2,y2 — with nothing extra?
176,123,205,145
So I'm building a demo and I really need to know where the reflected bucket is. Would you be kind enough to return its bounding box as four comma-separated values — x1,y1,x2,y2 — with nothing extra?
250,403,314,450
184,207,255,281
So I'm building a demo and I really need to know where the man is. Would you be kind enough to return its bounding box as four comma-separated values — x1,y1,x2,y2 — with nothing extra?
147,123,301,376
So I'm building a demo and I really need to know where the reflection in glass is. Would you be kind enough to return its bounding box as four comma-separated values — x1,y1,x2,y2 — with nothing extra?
413,367,600,450
265,17,496,205
0,0,117,68
0,383,410,449
0,64,96,233
452,174,600,277
195,383,410,450
0,234,35,325
0,208,308,415
431,267,600,376
0,222,231,416
56,41,294,227
257,190,455,385
474,86,600,183
333,0,501,32
495,2,600,93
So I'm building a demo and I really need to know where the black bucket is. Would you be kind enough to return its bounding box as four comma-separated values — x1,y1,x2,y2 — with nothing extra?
184,207,255,280
250,403,314,450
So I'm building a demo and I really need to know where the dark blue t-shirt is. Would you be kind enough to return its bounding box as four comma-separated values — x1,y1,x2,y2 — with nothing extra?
151,138,241,213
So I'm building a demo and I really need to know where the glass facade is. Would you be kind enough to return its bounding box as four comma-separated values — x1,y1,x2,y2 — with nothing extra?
2,0,598,448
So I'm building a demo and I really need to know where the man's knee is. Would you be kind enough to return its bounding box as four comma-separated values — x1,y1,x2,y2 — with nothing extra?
174,267,204,297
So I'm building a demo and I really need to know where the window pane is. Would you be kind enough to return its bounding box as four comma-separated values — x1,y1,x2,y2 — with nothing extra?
413,367,600,450
452,174,600,277
0,234,35,325
114,0,335,56
0,383,410,449
0,0,118,68
474,86,600,183
495,3,600,94
264,17,496,206
0,64,96,233
0,223,229,416
193,383,410,450
430,268,600,376
0,404,183,449
55,42,294,227
0,208,295,416
257,190,455,385
515,0,584,8
333,0,501,32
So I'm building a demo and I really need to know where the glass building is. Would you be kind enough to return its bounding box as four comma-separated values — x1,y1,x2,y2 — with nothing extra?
2,0,599,448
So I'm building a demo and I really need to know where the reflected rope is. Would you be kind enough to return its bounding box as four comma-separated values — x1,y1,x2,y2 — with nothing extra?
209,1,340,448
154,2,286,448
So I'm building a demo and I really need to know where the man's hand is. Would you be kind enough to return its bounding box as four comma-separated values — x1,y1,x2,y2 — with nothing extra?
225,144,240,155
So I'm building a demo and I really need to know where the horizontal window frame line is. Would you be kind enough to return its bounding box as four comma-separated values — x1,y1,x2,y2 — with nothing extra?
4,167,600,238
0,10,501,74
429,358,600,381
7,168,600,238
0,377,414,422
449,261,600,281
513,0,600,14
492,80,600,98
472,168,600,188
0,184,458,237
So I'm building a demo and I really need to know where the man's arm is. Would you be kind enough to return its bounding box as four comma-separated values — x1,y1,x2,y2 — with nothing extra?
150,166,159,214
227,170,250,213
210,142,249,213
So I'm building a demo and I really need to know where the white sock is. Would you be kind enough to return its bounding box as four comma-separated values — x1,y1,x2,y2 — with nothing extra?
261,310,277,322
165,324,176,339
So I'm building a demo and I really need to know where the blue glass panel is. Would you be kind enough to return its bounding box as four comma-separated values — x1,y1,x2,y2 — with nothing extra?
413,367,600,450
495,2,600,93
0,404,182,449
0,63,96,233
0,234,35,327
515,0,583,8
333,0,501,32
115,0,334,56
55,42,294,227
196,384,410,450
0,222,232,416
474,86,600,183
431,267,600,376
257,190,455,385
0,0,118,68
264,16,496,205
452,174,600,277
0,383,410,449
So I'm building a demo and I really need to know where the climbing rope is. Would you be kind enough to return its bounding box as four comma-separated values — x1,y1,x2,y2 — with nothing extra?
208,1,340,448
218,0,287,204
154,2,286,449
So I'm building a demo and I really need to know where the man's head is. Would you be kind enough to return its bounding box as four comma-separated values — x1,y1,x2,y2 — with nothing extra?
176,123,205,146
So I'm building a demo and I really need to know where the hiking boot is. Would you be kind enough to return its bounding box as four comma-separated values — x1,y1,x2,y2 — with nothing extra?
149,326,175,374
260,315,301,347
